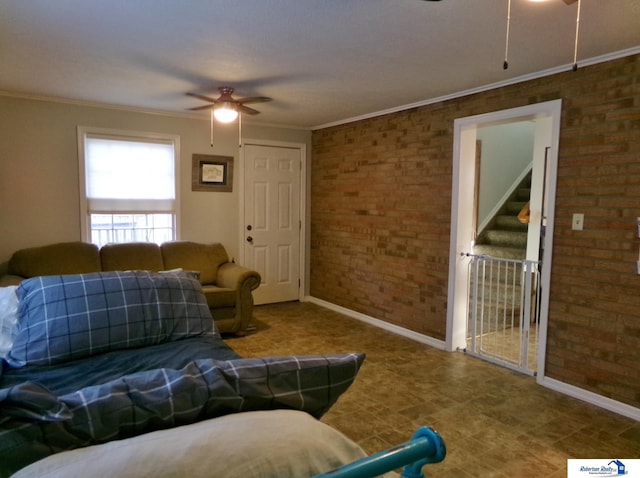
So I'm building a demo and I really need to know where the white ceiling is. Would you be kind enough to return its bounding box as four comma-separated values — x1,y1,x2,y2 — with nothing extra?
1,0,639,129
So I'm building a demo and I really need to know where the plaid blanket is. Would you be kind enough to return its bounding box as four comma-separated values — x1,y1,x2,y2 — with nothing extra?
8,271,215,367
0,353,365,477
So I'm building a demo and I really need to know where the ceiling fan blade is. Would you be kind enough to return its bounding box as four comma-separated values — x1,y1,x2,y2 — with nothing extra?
238,104,261,115
562,0,578,3
238,96,272,105
186,92,218,103
188,104,215,111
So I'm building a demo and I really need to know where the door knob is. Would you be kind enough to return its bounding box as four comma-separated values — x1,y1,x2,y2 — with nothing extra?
246,236,253,243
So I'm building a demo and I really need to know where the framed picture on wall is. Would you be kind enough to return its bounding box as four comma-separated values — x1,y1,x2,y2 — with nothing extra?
192,154,233,192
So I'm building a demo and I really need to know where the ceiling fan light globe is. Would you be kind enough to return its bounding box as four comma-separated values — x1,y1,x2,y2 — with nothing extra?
214,103,238,123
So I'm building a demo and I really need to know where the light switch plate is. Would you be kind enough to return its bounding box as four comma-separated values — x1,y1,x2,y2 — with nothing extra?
572,213,584,231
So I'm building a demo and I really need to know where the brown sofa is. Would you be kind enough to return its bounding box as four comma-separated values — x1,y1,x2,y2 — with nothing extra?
0,241,261,335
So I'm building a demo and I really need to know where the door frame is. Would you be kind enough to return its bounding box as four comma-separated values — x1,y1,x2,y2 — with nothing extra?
238,139,307,302
445,99,562,384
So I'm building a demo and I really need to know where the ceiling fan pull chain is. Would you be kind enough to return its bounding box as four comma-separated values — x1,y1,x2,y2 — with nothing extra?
503,0,512,69
210,110,215,147
572,0,582,71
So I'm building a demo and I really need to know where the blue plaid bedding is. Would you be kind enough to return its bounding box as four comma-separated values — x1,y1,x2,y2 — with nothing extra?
7,271,215,367
0,353,365,477
0,336,241,396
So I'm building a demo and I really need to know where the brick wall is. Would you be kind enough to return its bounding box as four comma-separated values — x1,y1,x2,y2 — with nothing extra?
311,54,640,407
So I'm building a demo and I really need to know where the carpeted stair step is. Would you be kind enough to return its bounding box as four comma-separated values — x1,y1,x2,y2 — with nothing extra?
495,215,528,231
505,200,528,215
484,230,528,248
473,244,526,260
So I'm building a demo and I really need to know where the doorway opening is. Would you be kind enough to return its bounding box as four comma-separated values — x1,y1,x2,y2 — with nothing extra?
446,100,562,381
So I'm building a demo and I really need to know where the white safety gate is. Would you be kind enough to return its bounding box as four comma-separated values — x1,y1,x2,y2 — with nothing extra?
465,254,541,375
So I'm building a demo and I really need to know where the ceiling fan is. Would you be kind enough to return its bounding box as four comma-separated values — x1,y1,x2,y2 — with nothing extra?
186,87,272,118
187,87,272,148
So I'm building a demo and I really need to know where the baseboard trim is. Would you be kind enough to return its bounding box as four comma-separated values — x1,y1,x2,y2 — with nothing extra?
540,376,640,422
303,296,447,351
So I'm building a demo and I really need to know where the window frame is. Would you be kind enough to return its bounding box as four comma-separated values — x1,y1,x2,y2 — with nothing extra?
77,126,181,245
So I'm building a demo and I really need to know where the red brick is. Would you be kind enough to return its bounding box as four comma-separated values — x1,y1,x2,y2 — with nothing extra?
311,53,640,408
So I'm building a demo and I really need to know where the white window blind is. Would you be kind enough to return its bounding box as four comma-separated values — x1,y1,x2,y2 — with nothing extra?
85,135,176,212
78,127,180,247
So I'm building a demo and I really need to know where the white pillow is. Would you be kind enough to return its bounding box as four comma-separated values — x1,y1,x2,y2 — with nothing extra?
0,285,18,358
11,410,370,478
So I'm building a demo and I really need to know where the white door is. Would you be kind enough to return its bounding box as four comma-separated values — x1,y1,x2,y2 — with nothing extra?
243,144,301,304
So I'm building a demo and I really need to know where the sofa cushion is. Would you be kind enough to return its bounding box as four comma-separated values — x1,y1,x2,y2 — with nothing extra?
7,271,215,367
8,242,101,278
100,242,165,272
161,241,229,285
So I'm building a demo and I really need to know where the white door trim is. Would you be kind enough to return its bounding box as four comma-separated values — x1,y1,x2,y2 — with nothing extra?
445,99,562,386
239,139,307,301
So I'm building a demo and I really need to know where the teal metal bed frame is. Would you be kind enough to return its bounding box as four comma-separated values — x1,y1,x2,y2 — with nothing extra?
314,426,446,478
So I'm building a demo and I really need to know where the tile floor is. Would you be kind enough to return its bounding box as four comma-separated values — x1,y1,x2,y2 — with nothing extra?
226,301,639,478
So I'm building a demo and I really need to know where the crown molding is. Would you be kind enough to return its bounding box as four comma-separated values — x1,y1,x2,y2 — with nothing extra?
2,45,637,133
311,46,640,130
0,90,310,131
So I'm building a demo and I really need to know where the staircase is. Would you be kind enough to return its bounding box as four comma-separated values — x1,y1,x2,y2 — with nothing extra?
473,172,531,260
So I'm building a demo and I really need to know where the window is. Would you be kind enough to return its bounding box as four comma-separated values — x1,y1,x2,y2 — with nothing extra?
78,127,180,247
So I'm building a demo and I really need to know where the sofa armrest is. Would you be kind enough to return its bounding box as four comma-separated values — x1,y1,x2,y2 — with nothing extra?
0,275,23,287
216,263,261,334
216,263,260,291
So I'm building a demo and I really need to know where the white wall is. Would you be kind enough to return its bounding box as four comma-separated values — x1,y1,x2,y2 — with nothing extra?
476,121,535,227
0,95,310,271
